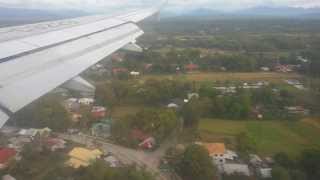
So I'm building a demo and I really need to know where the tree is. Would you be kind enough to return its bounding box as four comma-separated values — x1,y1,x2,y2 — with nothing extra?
181,100,200,128
177,144,216,180
272,166,291,180
299,149,320,180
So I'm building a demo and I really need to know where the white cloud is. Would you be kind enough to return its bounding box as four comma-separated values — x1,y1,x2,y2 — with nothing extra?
0,0,319,11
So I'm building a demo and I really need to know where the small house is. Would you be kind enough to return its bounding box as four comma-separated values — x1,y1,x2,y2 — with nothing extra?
222,163,250,176
78,98,94,106
67,147,103,168
184,63,199,72
91,119,112,138
44,138,66,152
258,168,272,179
91,106,107,119
0,148,16,169
139,137,156,150
104,155,120,167
188,93,199,100
249,154,263,167
2,175,16,180
130,71,140,76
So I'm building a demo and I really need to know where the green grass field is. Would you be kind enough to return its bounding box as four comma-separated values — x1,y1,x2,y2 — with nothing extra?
199,119,320,157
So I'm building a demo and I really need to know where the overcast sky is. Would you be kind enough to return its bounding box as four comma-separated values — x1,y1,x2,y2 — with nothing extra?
0,0,320,12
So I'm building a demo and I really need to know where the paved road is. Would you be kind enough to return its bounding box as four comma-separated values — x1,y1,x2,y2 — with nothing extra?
58,133,171,180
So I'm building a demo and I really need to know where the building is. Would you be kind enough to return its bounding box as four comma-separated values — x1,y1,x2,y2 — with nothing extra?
2,175,16,180
222,163,250,176
91,119,112,138
112,68,128,75
91,106,107,119
249,154,263,167
0,148,16,169
104,155,120,167
258,168,272,179
188,93,199,100
64,98,80,112
198,142,237,165
44,138,66,152
167,103,179,109
184,63,199,72
67,147,103,168
285,106,310,116
130,71,140,76
78,98,94,106
138,137,156,150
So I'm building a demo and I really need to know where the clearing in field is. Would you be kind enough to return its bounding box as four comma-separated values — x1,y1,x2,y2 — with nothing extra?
199,119,320,157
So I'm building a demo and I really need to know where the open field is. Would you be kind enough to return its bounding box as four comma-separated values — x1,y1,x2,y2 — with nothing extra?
199,118,320,157
111,105,145,119
143,72,301,83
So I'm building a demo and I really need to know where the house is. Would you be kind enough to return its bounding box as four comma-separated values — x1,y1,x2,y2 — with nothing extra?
260,67,270,72
167,103,179,109
71,113,82,122
111,52,125,62
64,98,80,112
91,119,112,138
131,129,149,142
67,147,103,168
249,154,263,167
188,93,199,100
78,98,94,105
104,155,120,167
8,136,31,152
91,106,107,119
139,137,156,150
130,71,140,76
198,143,237,165
285,106,310,116
44,138,66,152
2,175,16,180
18,127,51,140
112,68,128,75
184,63,199,72
222,163,250,176
0,148,16,169
258,168,272,179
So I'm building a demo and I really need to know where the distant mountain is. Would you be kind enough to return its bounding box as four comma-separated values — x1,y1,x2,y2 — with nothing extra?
234,6,320,17
163,6,320,19
0,7,89,27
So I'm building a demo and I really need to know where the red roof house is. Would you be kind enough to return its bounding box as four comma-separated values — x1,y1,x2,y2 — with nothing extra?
184,63,199,72
91,106,107,119
0,148,16,169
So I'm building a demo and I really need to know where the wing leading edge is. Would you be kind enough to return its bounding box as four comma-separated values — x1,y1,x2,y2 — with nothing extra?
0,7,160,127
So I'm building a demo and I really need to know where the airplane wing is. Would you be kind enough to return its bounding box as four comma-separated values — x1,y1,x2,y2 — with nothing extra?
0,7,161,127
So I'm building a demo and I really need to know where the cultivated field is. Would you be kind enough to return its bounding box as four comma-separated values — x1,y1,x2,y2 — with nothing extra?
199,118,320,157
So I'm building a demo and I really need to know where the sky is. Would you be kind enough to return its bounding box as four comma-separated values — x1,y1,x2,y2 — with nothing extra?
0,0,320,12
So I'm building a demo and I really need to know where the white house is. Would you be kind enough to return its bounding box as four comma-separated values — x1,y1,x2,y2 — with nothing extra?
78,98,94,105
222,163,250,176
130,71,140,76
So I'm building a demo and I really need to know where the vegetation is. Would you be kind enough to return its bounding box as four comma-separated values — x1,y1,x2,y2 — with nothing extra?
10,95,71,131
199,119,320,157
175,144,217,180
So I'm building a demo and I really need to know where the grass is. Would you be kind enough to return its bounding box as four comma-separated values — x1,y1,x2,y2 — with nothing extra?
199,118,320,157
143,72,301,83
111,105,146,119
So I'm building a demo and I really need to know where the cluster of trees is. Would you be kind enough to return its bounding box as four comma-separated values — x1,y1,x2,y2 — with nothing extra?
196,84,306,120
96,79,192,107
112,108,179,146
172,145,216,180
272,150,320,180
10,95,71,131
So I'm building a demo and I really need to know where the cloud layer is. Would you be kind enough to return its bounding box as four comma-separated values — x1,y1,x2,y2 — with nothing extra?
0,0,319,12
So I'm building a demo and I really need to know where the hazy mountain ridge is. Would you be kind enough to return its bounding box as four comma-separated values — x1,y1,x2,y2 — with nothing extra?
164,6,320,18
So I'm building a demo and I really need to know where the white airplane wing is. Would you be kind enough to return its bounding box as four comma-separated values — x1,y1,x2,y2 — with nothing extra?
0,7,160,127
